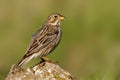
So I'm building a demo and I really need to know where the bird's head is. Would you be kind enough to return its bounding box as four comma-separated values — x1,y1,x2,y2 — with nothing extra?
47,13,64,26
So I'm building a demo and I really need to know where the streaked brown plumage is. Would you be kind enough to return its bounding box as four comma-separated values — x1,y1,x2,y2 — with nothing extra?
18,13,64,67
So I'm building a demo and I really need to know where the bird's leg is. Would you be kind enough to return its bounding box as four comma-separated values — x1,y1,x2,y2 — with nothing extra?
41,56,50,61
41,57,58,63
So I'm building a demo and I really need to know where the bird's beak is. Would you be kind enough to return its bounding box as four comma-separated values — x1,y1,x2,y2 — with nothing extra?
59,16,64,20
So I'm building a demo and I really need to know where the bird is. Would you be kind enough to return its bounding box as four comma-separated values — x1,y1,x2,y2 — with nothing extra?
17,13,64,67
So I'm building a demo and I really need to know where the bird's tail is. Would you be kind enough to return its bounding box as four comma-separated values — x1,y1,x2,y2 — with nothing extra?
17,55,34,67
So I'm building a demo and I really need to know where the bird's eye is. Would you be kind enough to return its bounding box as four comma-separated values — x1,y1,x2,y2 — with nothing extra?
54,15,58,18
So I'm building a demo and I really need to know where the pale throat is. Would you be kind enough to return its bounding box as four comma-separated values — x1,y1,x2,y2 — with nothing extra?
49,20,61,26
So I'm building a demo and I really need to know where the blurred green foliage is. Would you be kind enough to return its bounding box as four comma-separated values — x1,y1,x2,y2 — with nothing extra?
0,0,120,80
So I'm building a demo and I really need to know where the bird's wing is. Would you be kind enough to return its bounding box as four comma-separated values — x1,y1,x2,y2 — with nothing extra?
23,27,57,58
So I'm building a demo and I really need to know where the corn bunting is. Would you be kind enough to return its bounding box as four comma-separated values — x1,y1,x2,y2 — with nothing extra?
18,13,64,67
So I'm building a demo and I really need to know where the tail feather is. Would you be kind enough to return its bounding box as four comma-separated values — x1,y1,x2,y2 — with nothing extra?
17,55,34,67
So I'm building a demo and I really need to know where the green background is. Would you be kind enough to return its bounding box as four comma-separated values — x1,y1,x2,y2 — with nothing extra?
0,0,120,80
